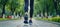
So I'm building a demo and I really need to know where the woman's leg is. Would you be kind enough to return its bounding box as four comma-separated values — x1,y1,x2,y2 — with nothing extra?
24,0,29,24
29,0,34,23
24,0,29,12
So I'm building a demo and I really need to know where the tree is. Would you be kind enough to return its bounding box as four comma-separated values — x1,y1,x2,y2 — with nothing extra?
0,0,8,18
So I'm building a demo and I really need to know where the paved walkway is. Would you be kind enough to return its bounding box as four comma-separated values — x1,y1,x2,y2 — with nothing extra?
0,18,60,27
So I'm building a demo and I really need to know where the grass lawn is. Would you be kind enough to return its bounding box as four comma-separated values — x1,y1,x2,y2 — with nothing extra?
35,17,60,23
0,18,21,21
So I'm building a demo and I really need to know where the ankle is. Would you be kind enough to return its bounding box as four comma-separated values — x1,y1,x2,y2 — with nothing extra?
30,18,32,20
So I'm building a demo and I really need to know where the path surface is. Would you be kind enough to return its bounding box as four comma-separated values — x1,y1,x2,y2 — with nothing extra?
0,18,60,27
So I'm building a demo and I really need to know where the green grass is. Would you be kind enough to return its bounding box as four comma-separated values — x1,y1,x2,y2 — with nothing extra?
0,18,9,20
35,17,60,23
0,18,21,21
47,17,60,22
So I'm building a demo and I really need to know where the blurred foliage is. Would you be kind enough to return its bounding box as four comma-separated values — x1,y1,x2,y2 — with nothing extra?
0,0,24,16
0,0,60,17
35,17,60,23
34,0,60,17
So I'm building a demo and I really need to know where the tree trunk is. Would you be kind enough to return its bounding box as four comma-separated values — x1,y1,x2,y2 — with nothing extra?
2,4,5,18
53,0,57,16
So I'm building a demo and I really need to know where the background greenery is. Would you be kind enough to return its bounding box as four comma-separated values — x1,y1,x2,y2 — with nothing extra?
0,0,60,22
